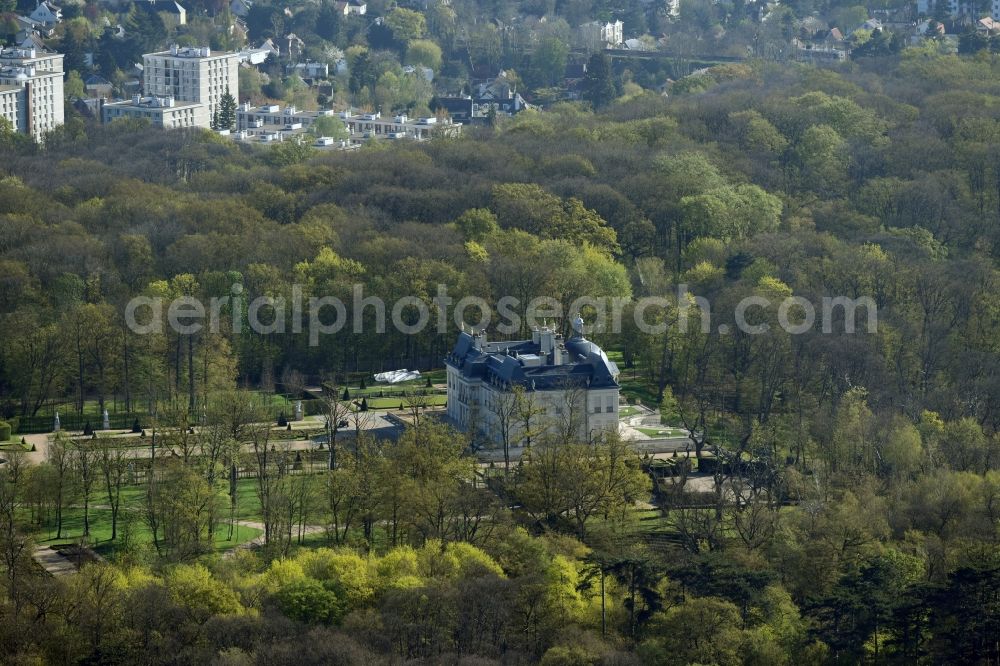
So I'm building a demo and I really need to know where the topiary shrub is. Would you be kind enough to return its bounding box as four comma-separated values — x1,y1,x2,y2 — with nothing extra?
360,398,368,412
426,376,432,388
286,422,292,431
342,387,351,401
0,421,10,442
359,378,366,390
83,422,93,436
277,412,288,427
132,419,142,434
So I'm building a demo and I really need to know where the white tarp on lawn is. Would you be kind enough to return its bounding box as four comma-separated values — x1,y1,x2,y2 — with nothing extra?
373,369,421,384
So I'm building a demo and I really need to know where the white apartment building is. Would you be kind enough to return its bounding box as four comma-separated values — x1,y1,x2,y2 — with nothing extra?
102,94,209,129
338,110,462,141
445,327,621,447
143,45,239,121
915,0,993,19
236,102,341,131
0,46,64,142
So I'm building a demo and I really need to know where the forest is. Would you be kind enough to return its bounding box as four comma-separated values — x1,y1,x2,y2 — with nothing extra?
2,50,1000,663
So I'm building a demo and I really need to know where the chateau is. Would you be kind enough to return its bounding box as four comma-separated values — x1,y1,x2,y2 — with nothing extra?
445,324,620,446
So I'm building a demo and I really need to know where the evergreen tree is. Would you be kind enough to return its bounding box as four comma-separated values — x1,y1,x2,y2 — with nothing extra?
582,52,616,109
349,51,376,95
217,90,237,131
316,4,342,42
60,28,87,74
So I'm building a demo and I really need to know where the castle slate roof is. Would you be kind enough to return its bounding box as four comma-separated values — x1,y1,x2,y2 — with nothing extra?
445,331,619,391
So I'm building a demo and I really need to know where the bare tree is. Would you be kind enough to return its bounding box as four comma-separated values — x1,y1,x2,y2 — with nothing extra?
555,380,588,446
247,417,277,546
71,438,99,538
210,390,266,538
514,385,544,449
320,381,352,470
0,451,32,615
326,464,360,545
490,388,520,477
291,472,319,545
197,413,236,537
47,433,71,539
402,388,430,426
280,366,307,398
160,406,198,464
96,435,128,541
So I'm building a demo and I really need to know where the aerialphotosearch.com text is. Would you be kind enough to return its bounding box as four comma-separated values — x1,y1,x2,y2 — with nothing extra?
124,283,878,345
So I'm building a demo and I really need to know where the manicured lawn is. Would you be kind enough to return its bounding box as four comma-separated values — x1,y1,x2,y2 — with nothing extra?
0,440,30,452
36,506,262,558
29,479,274,561
365,395,448,409
619,405,645,418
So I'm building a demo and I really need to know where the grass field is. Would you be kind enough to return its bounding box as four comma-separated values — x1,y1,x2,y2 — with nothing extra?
365,395,448,409
35,505,262,558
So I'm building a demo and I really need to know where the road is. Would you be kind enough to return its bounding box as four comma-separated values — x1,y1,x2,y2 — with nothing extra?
16,412,404,466
13,408,695,468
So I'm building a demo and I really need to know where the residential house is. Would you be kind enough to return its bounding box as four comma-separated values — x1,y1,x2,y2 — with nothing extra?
977,16,1000,33
293,60,329,78
433,91,527,125
136,0,187,29
28,2,61,26
284,33,304,60
578,20,624,50
463,71,529,118
18,32,46,50
913,18,946,43
824,27,844,44
229,18,248,42
229,0,250,17
14,15,55,38
402,64,433,81
84,74,113,97
239,45,271,65
334,0,366,15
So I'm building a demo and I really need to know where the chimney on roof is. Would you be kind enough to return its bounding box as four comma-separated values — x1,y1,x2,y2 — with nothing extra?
552,344,563,366
472,329,486,351
539,327,554,355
